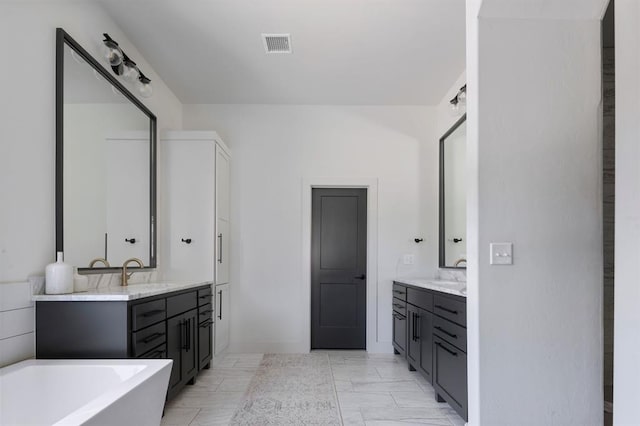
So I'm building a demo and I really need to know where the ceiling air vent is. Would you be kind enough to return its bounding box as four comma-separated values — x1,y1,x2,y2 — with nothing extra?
262,34,292,54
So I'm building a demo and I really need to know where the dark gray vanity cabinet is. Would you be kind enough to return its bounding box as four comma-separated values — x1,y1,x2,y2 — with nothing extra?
197,286,214,370
392,281,467,421
392,284,407,356
406,287,433,382
432,293,467,420
35,283,213,401
167,309,198,396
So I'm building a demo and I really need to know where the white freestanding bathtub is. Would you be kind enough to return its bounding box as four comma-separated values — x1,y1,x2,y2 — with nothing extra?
0,359,172,426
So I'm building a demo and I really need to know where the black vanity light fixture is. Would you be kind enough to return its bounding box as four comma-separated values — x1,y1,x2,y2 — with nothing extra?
449,84,467,112
102,33,153,98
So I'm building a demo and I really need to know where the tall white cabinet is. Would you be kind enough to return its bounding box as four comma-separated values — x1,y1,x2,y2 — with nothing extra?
160,131,231,355
215,145,231,284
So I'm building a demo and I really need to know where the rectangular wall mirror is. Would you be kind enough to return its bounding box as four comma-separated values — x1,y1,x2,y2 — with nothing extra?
56,28,157,272
439,114,467,269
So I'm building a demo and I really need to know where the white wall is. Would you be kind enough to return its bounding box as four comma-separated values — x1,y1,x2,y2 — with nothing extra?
184,104,437,352
466,0,605,424
613,1,640,424
0,1,183,283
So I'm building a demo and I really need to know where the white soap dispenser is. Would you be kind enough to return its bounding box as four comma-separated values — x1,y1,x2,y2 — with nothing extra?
45,252,74,294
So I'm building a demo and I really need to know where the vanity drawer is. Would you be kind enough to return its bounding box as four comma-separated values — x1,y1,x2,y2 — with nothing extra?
167,291,198,318
197,286,212,306
132,299,166,331
392,298,406,316
433,315,467,352
433,295,466,327
407,288,433,312
132,322,166,357
138,343,167,359
198,303,214,322
392,283,407,301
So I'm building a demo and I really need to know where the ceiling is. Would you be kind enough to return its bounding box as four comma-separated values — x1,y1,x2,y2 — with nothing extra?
97,0,466,105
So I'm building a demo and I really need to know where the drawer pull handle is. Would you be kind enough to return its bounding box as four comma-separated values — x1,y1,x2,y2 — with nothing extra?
393,290,404,295
434,326,457,339
141,332,165,344
393,303,404,309
200,319,214,328
199,295,211,299
436,341,458,357
143,349,165,359
200,309,213,315
393,313,406,321
435,304,458,315
141,309,164,317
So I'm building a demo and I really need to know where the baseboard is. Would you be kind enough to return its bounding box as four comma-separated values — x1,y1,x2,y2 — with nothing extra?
228,341,310,354
366,341,395,354
227,340,395,354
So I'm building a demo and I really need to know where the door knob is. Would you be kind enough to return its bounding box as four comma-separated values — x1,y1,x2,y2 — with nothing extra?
354,274,366,280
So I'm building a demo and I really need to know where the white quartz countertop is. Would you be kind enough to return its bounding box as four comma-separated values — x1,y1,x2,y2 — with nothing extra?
394,278,467,298
32,281,214,302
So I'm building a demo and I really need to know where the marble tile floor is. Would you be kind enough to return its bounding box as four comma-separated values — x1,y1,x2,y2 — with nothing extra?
162,351,466,426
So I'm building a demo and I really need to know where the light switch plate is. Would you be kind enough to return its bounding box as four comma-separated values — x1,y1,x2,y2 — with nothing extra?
403,254,415,265
490,242,513,265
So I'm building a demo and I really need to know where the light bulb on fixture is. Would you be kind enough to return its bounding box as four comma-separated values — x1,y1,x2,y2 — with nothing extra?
121,56,140,83
102,34,123,67
138,72,153,98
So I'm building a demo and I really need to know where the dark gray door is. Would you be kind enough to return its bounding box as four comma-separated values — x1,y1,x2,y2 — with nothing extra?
311,188,367,349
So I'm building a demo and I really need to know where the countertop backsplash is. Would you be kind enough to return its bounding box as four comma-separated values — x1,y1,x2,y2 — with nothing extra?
438,268,466,282
31,270,158,295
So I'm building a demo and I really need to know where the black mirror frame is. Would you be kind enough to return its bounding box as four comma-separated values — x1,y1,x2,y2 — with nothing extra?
439,113,467,270
56,28,157,273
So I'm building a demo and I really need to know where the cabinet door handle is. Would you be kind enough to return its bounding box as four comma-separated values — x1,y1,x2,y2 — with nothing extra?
436,341,458,357
218,290,223,320
180,319,186,350
142,332,165,344
435,304,458,315
187,318,192,351
415,313,420,340
218,234,223,263
412,312,417,342
434,326,457,339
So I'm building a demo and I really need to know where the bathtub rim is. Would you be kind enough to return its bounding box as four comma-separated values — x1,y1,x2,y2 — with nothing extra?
1,358,172,426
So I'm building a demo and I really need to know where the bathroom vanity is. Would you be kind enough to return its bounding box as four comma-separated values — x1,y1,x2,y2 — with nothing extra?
34,282,215,400
392,278,467,421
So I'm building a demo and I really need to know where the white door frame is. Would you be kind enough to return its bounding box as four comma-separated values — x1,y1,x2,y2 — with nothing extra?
301,177,379,352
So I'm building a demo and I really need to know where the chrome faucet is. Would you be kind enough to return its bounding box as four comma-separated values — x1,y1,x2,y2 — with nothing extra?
121,258,144,286
89,257,110,268
454,258,467,267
